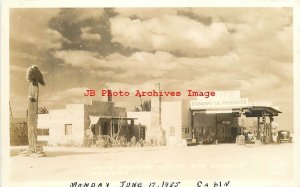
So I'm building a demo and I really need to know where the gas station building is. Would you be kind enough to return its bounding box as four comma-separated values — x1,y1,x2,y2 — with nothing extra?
129,90,281,145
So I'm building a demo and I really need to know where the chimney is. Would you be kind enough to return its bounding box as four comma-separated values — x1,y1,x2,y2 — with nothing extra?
108,90,112,102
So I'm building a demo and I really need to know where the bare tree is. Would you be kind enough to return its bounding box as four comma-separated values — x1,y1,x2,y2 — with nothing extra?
133,100,151,112
26,65,45,153
142,100,151,111
133,106,141,112
115,111,126,140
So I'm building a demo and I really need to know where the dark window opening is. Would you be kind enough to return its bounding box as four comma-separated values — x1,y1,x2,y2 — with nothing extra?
65,124,72,135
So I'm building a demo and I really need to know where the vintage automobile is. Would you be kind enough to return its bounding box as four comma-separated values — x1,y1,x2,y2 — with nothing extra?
277,130,292,143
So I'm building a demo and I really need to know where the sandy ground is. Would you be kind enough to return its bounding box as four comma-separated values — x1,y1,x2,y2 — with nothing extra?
9,143,293,182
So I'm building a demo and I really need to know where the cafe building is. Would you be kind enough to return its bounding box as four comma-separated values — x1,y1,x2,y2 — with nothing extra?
37,100,138,146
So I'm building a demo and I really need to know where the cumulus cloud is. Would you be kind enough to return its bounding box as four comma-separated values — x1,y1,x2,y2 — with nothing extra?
115,8,177,19
81,27,101,41
10,8,293,130
54,50,106,69
104,82,161,93
110,15,232,57
54,8,105,24
54,50,178,81
10,65,27,72
40,87,95,108
10,9,68,50
76,9,105,21
54,45,292,91
45,28,71,48
224,8,292,62
54,47,288,94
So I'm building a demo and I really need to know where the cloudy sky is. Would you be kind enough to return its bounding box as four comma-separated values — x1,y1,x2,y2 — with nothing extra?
9,8,293,130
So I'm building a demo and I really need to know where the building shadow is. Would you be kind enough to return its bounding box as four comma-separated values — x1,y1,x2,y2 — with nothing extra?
45,151,97,157
10,149,97,157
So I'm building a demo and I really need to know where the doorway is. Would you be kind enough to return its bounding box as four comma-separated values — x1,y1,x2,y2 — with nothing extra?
231,127,238,142
101,122,109,135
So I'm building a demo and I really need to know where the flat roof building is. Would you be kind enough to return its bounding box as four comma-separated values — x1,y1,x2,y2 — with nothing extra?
38,100,137,146
38,90,281,146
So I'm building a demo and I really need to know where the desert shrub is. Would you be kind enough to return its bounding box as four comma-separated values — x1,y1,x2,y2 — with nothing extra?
96,139,106,148
119,136,127,147
143,140,152,147
140,140,147,147
96,135,111,148
130,136,136,147
10,122,28,146
84,138,92,147
136,142,141,147
110,136,127,147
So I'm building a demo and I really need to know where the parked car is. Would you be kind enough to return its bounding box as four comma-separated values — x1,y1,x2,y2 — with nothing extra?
277,130,292,143
186,138,198,146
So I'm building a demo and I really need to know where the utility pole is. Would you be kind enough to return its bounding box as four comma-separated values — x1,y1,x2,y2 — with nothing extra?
157,82,161,126
139,95,143,111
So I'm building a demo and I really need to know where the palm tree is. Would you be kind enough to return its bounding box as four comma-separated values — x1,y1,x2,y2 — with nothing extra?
26,65,45,153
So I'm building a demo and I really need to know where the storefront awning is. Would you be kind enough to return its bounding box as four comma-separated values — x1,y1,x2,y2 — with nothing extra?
89,115,137,128
191,106,281,117
89,115,137,123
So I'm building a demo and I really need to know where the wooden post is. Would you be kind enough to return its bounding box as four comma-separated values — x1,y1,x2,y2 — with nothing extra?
110,119,113,137
269,116,274,143
257,116,260,140
138,123,141,140
191,110,194,139
215,114,218,141
131,119,134,138
262,111,267,143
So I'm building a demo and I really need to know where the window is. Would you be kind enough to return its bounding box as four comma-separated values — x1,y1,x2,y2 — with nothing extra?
186,127,189,134
170,126,175,136
37,128,49,136
182,127,189,134
65,124,72,135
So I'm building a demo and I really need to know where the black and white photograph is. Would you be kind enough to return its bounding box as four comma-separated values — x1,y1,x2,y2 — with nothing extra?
1,2,299,187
